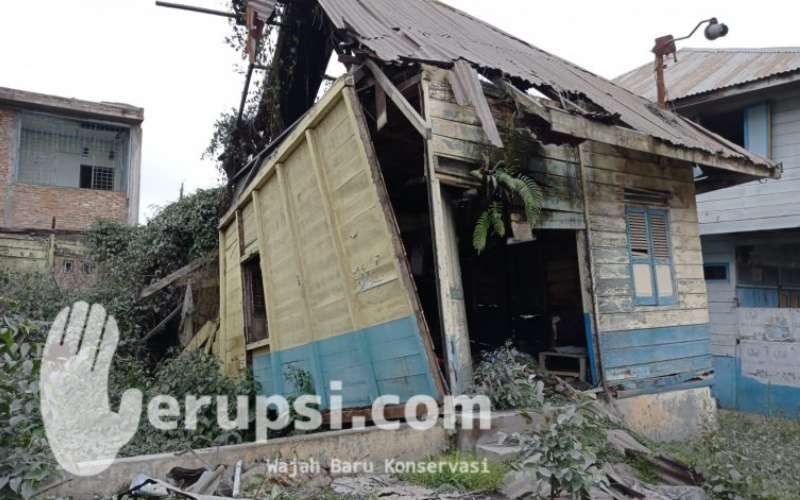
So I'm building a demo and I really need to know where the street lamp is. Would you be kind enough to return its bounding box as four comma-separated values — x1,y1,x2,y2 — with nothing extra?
652,18,729,107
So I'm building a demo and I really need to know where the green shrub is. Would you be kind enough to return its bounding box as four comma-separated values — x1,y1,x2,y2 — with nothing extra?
84,186,226,341
0,314,59,499
118,349,258,457
471,341,545,410
0,271,75,322
508,401,610,499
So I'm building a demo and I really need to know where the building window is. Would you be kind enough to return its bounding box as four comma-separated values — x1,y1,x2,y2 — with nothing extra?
626,207,676,306
737,245,800,308
698,102,770,158
80,165,114,191
242,256,268,344
82,261,94,274
704,263,729,282
17,113,130,192
63,260,74,273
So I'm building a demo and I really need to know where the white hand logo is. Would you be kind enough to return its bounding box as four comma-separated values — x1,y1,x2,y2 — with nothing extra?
40,302,142,476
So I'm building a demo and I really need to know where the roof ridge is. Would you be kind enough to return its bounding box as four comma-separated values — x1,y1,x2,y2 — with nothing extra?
680,46,800,53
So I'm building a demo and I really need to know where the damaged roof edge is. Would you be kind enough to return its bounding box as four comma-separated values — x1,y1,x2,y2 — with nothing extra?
312,0,776,174
501,77,780,179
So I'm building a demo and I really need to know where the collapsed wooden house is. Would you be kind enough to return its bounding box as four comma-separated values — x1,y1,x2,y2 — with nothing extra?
214,0,780,434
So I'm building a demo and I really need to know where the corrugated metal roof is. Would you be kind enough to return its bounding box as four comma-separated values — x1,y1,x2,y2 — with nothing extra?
316,0,774,169
615,47,800,102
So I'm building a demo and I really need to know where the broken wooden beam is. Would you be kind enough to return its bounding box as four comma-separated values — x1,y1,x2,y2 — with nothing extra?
450,60,503,147
364,59,430,139
139,252,217,299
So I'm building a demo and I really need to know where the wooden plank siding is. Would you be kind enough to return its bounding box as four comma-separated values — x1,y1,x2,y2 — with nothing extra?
697,93,800,234
424,69,586,229
422,66,710,395
218,78,443,405
583,140,711,392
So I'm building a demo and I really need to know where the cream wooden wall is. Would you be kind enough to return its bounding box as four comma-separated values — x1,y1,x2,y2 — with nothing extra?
218,78,441,396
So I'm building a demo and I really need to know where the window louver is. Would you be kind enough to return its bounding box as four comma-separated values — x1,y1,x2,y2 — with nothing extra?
626,207,676,306
627,210,649,258
649,212,670,259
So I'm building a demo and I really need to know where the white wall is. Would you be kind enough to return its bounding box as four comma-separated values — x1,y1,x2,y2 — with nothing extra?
701,234,738,357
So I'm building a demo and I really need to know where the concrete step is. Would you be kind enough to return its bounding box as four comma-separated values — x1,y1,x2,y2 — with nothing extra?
475,443,522,462
457,409,544,451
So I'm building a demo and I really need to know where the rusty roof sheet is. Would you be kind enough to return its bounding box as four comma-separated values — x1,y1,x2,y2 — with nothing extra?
615,47,800,103
316,0,774,169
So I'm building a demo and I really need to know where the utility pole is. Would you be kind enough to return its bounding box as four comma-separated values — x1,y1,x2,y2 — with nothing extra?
652,18,729,107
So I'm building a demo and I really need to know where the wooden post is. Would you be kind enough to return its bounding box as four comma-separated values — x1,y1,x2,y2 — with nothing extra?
576,142,607,391
655,53,667,108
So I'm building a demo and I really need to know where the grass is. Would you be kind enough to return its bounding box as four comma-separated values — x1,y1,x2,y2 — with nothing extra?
658,410,800,500
397,452,509,493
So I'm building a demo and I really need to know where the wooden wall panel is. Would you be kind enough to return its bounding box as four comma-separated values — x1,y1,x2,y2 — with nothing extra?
255,177,310,351
424,68,585,230
219,222,245,375
218,79,433,398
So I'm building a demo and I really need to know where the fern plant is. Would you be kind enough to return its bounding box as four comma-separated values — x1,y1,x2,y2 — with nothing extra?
471,156,544,254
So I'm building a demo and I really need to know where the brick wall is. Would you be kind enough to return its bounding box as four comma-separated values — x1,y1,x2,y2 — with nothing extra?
0,107,130,232
10,183,128,231
0,109,15,224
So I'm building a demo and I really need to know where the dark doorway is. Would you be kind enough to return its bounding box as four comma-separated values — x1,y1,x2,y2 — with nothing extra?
242,256,268,344
457,228,587,360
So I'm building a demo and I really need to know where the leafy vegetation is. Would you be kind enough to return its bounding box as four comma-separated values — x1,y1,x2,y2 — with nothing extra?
398,452,508,493
470,126,544,254
84,186,225,342
471,341,545,410
0,271,76,323
659,410,800,500
0,310,59,499
506,400,611,500
118,350,258,457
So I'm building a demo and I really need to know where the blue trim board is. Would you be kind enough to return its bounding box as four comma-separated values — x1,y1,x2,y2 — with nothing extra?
600,324,712,396
251,316,441,409
711,355,737,409
583,313,600,386
712,354,800,418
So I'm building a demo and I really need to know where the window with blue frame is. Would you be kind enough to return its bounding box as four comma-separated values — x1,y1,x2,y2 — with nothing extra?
625,207,676,306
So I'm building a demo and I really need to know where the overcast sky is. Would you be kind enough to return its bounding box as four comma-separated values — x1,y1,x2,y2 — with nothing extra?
1,0,797,221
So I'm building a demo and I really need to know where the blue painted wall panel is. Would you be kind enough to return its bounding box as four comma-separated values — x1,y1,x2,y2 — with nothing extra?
600,324,712,396
711,355,737,409
250,315,439,409
601,324,709,350
606,355,712,382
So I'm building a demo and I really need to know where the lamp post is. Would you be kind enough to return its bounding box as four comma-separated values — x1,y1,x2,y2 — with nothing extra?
653,18,729,107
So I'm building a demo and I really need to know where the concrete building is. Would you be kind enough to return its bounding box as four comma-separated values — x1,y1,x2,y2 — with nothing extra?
617,48,800,417
0,86,143,286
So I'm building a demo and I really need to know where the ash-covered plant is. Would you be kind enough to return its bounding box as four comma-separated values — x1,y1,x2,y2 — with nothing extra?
471,124,544,254
471,341,544,410
0,310,60,499
505,400,610,499
84,187,226,341
118,349,258,457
